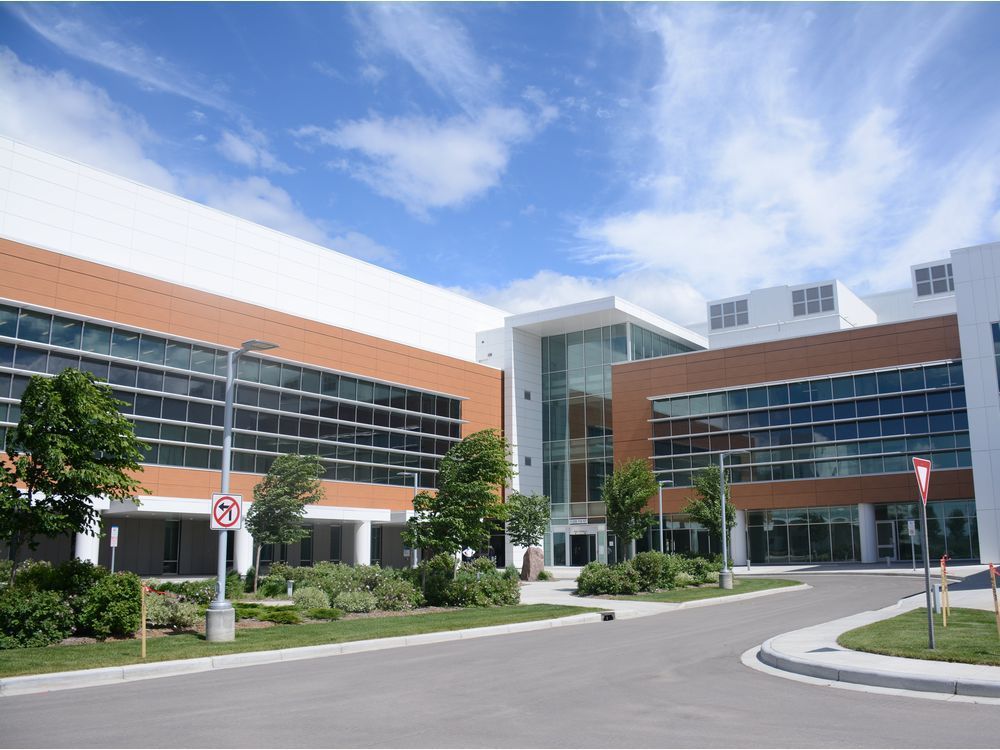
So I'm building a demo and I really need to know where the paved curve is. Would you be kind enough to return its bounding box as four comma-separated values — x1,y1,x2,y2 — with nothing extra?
1,575,996,748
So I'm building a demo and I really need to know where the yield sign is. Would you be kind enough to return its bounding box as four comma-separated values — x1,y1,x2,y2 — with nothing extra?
211,493,243,530
912,457,932,506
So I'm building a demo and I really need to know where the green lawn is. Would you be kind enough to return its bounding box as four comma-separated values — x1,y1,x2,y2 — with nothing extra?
599,577,801,603
0,604,597,678
838,607,1000,666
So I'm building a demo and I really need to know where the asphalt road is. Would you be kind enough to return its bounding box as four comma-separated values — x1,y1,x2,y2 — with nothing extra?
1,575,996,748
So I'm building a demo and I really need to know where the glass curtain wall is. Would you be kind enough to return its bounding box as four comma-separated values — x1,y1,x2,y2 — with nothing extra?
0,300,461,489
875,501,978,561
746,506,861,563
651,363,969,489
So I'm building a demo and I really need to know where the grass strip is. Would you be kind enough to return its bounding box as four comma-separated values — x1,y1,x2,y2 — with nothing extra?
600,577,800,603
838,607,1000,667
0,604,598,678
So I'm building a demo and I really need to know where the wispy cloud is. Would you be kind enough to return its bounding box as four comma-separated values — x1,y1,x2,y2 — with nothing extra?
10,4,232,110
299,5,557,216
0,48,399,268
216,124,294,174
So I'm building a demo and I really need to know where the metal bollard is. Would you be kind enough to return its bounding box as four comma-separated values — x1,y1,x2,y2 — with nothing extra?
933,583,941,614
286,579,294,598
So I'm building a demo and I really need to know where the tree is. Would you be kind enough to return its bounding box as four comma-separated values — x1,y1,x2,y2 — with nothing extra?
505,493,551,549
0,369,147,584
683,464,737,549
603,459,658,561
403,429,514,562
246,453,325,591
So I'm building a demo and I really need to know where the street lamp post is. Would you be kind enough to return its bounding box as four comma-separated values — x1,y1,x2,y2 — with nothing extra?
205,339,278,643
397,471,420,568
657,480,673,554
716,451,748,590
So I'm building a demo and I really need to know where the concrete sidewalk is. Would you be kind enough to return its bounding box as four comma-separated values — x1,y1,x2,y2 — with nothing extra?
755,577,1000,699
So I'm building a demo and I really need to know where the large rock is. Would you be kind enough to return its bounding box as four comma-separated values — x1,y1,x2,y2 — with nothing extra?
521,546,545,581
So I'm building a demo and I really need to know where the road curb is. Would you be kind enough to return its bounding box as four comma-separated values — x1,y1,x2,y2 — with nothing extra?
757,610,1000,698
675,583,811,608
0,612,605,697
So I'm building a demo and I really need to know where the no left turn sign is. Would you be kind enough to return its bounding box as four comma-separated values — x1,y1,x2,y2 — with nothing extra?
211,493,243,530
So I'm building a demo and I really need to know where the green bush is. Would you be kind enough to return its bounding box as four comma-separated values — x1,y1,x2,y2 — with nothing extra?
373,576,422,611
244,567,257,593
301,561,364,600
260,609,301,625
306,607,344,621
154,579,215,605
77,572,142,639
0,588,74,648
419,553,458,607
536,569,553,581
352,565,386,591
333,590,377,613
681,557,713,583
674,571,695,587
225,571,244,601
11,559,56,591
257,573,288,598
143,592,199,630
292,586,330,610
632,551,667,591
0,559,12,588
576,561,640,595
445,562,520,607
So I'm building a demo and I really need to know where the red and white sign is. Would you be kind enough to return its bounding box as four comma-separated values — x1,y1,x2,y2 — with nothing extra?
912,457,932,506
110,525,119,548
210,493,243,530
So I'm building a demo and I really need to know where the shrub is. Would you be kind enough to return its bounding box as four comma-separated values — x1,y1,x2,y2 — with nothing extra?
445,562,520,607
536,570,553,581
225,571,244,601
660,555,688,589
257,573,289,598
48,559,108,598
292,586,330,610
12,560,56,591
260,609,301,625
154,579,215,605
674,572,695,587
306,607,344,621
0,559,12,589
681,557,713,584
143,592,199,630
420,553,457,607
352,565,386,591
244,567,257,593
373,576,421,611
632,551,667,591
77,572,142,639
575,561,641,596
0,589,74,648
333,590,377,613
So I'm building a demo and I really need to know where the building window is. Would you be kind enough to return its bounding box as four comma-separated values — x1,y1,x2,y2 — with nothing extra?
523,390,531,400
330,525,342,563
163,520,180,574
914,263,954,297
709,300,749,330
524,456,532,467
792,285,834,316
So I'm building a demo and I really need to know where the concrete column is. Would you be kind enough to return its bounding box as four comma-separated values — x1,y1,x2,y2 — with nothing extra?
353,521,371,566
731,509,748,567
858,503,878,563
74,528,101,565
234,525,253,574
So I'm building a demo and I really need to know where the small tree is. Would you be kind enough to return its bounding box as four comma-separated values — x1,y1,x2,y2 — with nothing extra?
0,369,147,584
505,493,551,549
683,464,737,551
603,459,658,561
246,454,324,592
403,429,514,565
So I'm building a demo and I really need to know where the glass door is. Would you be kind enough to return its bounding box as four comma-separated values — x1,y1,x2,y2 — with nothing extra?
876,520,896,561
570,533,596,566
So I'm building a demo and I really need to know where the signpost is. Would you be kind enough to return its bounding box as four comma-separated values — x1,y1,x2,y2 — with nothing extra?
210,493,243,531
110,524,119,573
912,457,935,649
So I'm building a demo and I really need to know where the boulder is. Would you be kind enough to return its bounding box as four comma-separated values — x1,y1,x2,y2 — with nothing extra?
520,546,545,581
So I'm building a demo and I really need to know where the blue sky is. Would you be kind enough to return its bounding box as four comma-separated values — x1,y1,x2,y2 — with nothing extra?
2,3,999,324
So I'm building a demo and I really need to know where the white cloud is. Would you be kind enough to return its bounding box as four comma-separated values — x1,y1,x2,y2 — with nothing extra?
458,269,707,325
353,4,499,113
216,127,293,174
575,5,1000,307
0,47,176,191
11,5,231,110
295,108,535,217
0,48,398,269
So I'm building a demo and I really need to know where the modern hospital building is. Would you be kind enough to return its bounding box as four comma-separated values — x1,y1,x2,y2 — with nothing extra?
1,138,998,573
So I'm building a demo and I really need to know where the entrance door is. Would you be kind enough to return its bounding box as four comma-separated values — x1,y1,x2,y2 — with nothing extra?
570,534,596,566
876,520,896,561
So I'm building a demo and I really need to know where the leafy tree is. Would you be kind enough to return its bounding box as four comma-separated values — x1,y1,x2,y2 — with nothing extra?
603,459,658,560
505,492,551,549
403,429,514,563
0,369,146,585
683,464,737,544
246,454,325,591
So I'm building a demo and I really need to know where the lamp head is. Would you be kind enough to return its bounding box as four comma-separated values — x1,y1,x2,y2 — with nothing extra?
241,339,279,352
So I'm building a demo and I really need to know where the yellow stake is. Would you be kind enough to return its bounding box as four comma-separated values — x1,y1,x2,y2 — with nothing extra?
940,557,948,628
991,564,1000,639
